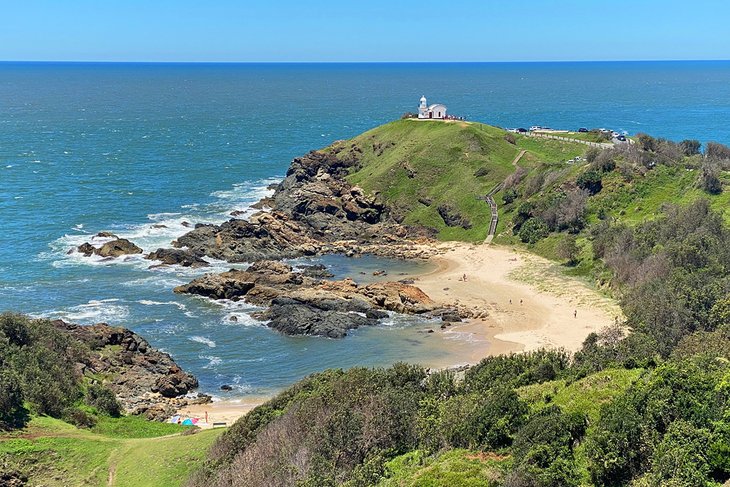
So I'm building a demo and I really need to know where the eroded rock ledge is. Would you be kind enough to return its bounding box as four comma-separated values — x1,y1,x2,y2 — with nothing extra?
173,260,454,338
53,320,208,420
170,149,436,263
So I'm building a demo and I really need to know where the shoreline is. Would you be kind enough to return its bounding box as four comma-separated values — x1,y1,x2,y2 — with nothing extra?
179,240,622,428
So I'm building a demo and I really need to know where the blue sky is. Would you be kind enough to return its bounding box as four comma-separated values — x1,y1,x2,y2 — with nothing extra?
2,0,729,62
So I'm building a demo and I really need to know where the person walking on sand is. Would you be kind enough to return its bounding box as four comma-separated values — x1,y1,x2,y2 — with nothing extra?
205,411,209,424
574,310,577,318
463,273,467,281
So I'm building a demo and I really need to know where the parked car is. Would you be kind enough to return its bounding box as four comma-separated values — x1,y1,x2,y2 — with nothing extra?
617,135,627,141
578,127,588,132
517,127,528,133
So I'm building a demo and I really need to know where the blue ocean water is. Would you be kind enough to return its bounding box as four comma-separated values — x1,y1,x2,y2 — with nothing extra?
2,61,730,398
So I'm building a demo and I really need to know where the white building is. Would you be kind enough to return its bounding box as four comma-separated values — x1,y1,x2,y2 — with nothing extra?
418,95,447,119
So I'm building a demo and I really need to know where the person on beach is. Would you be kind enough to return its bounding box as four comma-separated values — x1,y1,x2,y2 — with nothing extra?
463,273,467,281
205,411,209,424
574,310,577,318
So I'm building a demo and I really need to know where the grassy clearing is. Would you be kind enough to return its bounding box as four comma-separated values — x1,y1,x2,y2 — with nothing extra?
378,449,507,487
0,415,223,487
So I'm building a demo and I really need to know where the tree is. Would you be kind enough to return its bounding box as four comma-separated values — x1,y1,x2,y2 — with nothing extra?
705,141,730,161
0,369,24,427
699,160,722,194
519,218,549,244
576,169,603,195
556,234,580,265
680,139,702,156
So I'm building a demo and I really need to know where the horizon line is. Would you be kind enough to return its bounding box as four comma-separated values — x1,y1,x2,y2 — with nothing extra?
1,59,730,65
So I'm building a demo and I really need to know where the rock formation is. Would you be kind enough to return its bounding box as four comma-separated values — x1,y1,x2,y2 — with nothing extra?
173,260,444,338
53,320,207,420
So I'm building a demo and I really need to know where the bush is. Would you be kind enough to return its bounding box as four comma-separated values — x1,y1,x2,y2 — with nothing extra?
87,383,122,417
0,369,24,427
63,407,97,429
519,218,549,244
502,188,518,205
556,234,579,265
576,169,603,195
699,160,722,194
680,139,701,156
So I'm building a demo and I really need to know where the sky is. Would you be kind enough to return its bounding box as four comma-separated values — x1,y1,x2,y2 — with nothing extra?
1,0,729,62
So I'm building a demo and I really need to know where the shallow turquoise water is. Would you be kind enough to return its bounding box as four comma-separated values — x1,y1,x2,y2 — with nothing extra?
2,61,730,397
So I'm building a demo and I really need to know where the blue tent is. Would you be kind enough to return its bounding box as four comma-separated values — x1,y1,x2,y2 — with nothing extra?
181,418,194,426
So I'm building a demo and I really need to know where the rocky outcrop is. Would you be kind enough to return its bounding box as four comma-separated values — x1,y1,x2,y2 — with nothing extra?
174,260,440,338
53,320,207,420
146,248,209,268
171,149,433,263
76,238,143,258
437,204,472,229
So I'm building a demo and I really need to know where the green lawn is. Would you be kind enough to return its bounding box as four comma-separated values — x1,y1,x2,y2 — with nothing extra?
378,449,506,487
0,415,223,487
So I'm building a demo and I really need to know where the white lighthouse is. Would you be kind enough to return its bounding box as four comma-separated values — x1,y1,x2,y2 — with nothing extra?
417,95,447,120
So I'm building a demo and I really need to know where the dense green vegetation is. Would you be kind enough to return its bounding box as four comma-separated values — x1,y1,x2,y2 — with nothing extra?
190,122,730,486
0,313,121,430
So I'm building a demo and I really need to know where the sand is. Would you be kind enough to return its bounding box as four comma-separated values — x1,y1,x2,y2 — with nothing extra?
409,242,622,355
178,241,622,428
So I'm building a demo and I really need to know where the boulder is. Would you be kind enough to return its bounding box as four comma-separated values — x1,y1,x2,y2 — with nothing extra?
153,372,199,398
146,248,209,268
260,297,376,338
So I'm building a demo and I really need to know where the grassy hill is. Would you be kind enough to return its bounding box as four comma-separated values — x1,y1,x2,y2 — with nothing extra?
323,119,730,247
328,119,586,241
0,415,222,486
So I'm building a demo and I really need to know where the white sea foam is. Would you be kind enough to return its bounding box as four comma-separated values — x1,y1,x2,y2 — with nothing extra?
138,299,187,311
48,299,129,324
201,355,222,368
189,336,216,348
44,177,280,271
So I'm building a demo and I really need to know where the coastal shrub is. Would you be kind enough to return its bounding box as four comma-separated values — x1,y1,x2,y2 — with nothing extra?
705,141,730,161
519,217,549,244
680,139,702,156
509,406,585,487
464,350,570,394
576,168,602,195
0,369,24,427
699,159,722,194
586,359,730,486
556,234,579,265
86,383,122,417
502,188,518,205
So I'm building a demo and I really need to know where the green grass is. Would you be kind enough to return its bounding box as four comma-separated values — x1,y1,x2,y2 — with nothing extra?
378,449,506,487
92,415,188,438
517,368,644,422
0,415,224,487
336,119,587,242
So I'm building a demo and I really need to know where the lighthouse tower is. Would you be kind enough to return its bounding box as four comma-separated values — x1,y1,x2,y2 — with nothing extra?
418,95,428,119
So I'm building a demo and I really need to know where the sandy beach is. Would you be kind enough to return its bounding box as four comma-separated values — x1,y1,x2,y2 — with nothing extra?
178,241,622,428
410,242,622,355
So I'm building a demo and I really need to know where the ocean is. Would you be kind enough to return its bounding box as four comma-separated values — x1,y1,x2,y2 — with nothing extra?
2,61,730,398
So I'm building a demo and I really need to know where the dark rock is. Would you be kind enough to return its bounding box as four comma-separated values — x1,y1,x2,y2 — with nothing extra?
77,242,96,256
220,384,233,391
151,224,168,229
95,231,119,239
260,298,377,338
298,264,334,279
417,196,433,206
154,372,198,398
174,270,255,300
0,471,27,487
146,248,209,268
437,204,472,229
52,320,205,418
96,238,143,257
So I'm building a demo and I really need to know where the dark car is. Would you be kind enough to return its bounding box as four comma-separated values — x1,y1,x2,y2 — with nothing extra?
578,127,588,132
516,127,528,133
617,135,627,141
